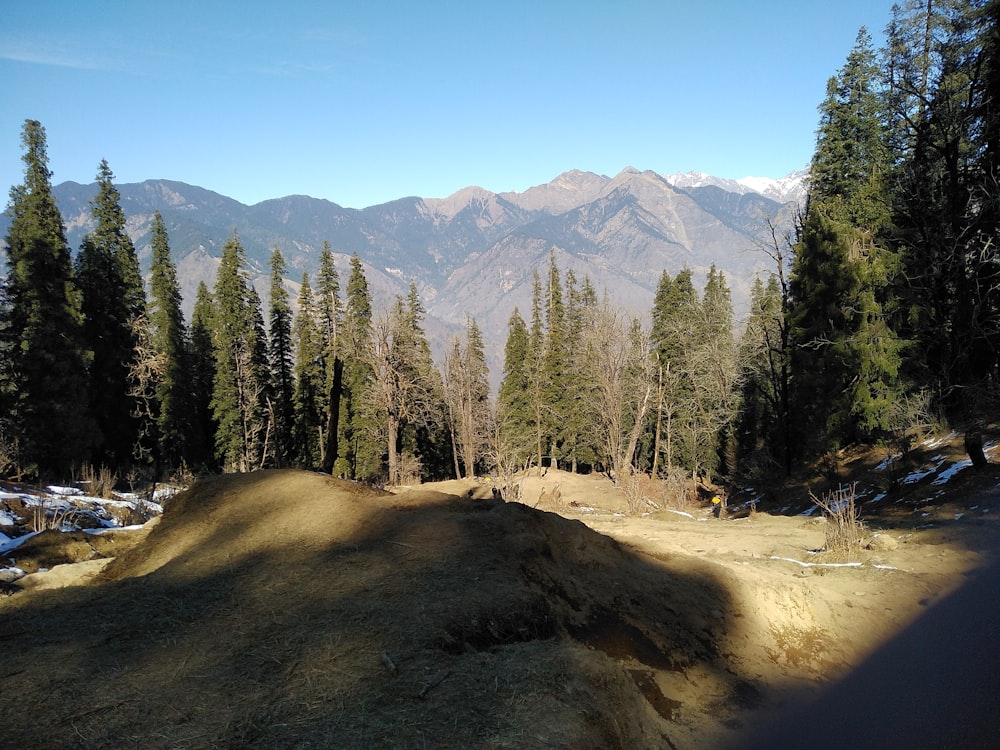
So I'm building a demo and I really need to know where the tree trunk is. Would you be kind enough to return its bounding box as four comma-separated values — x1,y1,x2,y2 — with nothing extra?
652,363,665,476
964,430,988,469
320,357,343,475
450,421,462,480
387,414,399,485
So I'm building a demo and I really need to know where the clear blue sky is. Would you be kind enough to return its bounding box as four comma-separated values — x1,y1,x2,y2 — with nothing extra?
2,0,898,209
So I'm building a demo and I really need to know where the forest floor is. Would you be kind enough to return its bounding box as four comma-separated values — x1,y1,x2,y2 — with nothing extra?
1,433,998,748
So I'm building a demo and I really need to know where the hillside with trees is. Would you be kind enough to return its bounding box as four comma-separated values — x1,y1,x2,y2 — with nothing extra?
1,0,998,505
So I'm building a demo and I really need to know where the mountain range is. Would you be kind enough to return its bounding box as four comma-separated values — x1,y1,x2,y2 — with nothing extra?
0,166,806,385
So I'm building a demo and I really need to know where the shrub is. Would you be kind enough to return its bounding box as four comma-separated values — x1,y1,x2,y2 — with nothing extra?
811,483,864,554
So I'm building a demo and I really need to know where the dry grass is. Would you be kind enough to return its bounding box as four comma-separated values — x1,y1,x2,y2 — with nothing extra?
79,464,117,499
0,470,747,749
811,483,865,554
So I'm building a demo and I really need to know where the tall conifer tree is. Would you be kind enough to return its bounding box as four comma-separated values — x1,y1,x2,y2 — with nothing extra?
292,273,324,467
211,233,270,471
188,282,217,469
340,255,377,478
147,211,191,467
1,119,92,476
77,160,147,468
496,308,534,467
444,316,491,478
268,247,295,465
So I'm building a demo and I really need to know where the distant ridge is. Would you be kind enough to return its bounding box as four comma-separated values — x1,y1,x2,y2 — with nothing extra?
1,166,806,386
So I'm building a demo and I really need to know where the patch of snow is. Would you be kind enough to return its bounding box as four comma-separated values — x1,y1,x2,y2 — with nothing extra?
665,509,694,519
875,455,899,471
45,485,83,496
0,529,43,556
932,460,971,485
0,566,25,582
770,556,862,568
0,509,18,527
84,524,146,535
902,462,944,484
921,432,958,449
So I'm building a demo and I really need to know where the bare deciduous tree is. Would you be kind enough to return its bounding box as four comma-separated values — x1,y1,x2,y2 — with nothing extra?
586,307,653,482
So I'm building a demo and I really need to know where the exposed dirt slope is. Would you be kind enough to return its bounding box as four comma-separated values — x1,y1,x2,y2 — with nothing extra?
1,467,997,748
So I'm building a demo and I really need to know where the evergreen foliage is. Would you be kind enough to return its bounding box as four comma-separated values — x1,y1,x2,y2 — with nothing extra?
76,160,147,469
887,0,996,412
734,275,787,478
147,211,191,468
292,273,324,468
3,3,996,488
1,120,93,476
541,253,568,468
340,255,378,479
788,26,904,458
188,281,217,469
268,247,295,466
316,243,345,473
561,270,601,472
496,308,534,468
210,233,271,471
444,316,491,478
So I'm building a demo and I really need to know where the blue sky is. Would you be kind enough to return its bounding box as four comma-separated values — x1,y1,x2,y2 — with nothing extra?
2,0,899,209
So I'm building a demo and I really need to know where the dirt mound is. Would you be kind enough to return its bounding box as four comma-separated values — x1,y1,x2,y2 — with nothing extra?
1,468,995,748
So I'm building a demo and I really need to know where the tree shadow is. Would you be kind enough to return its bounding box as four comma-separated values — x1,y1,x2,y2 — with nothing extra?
0,470,767,749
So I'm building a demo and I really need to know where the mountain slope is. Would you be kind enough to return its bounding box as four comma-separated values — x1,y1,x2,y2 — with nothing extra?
0,167,803,379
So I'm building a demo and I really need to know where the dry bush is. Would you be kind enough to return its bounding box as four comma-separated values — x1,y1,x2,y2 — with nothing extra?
31,498,79,532
811,483,865,554
80,464,117,499
397,452,423,485
655,470,699,513
619,470,660,515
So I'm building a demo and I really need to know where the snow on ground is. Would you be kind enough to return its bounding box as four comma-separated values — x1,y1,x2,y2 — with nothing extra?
0,482,179,582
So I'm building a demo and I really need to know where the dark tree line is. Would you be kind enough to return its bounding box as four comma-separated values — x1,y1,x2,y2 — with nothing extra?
737,0,1000,476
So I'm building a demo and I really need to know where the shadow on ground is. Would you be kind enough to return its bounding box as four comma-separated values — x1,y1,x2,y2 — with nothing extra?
1,470,762,749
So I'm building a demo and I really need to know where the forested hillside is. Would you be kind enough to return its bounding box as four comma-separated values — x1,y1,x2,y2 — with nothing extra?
1,0,997,501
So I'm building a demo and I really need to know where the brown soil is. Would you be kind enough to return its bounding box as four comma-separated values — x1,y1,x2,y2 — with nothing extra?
1,464,998,749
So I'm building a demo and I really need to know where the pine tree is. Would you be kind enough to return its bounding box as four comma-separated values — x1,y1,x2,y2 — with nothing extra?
268,247,295,466
789,212,869,452
370,284,443,485
648,268,698,475
1,119,93,476
76,160,147,469
147,211,191,469
496,308,534,468
734,275,787,478
188,282,217,469
561,270,601,472
316,243,345,473
789,25,904,457
340,255,378,479
691,266,738,480
444,316,491,478
888,0,994,406
527,270,546,473
211,232,271,471
811,28,893,228
541,253,568,469
292,273,324,467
